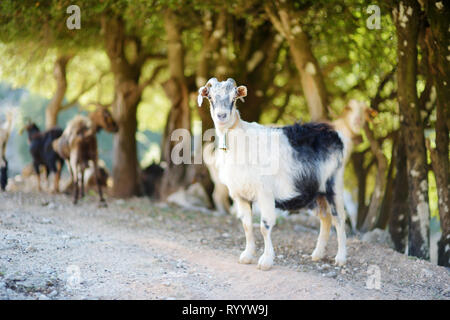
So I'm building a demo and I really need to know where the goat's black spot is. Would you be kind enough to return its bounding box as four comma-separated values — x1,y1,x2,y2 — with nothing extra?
263,219,270,230
275,122,343,212
325,177,338,216
282,122,344,159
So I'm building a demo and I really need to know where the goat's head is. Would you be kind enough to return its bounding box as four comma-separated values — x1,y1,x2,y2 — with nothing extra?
198,78,247,129
90,107,119,133
342,100,377,135
20,121,40,143
20,121,40,135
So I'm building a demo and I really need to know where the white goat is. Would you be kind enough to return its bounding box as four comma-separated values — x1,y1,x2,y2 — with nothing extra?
198,78,347,270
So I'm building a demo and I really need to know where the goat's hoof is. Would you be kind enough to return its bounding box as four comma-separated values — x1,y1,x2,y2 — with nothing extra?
334,254,346,266
239,250,256,264
311,249,325,262
257,254,274,271
98,201,107,208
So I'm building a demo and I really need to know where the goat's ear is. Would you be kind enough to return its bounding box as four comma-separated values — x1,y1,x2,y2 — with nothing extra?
236,86,247,101
365,107,378,123
197,86,209,107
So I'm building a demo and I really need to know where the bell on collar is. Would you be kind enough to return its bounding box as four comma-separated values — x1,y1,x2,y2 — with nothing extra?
218,131,228,151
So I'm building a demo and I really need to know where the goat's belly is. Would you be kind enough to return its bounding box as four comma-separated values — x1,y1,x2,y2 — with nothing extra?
274,192,318,211
272,167,321,211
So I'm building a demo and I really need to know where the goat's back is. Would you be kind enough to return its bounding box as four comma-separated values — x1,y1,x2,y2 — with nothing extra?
281,122,344,161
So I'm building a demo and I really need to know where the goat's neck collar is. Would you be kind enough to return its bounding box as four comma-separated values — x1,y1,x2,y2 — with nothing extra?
216,114,240,151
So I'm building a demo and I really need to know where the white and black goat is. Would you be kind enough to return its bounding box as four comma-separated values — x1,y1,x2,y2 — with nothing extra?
204,99,370,217
198,78,347,270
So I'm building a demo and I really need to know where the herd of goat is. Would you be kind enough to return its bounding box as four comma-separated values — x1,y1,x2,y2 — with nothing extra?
0,107,117,205
0,79,370,269
0,98,368,212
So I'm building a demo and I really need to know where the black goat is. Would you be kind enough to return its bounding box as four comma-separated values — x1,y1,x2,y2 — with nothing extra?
23,123,64,192
141,163,164,199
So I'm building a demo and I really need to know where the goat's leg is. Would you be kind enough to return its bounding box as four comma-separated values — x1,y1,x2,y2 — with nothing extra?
73,173,79,204
53,161,62,193
213,184,230,215
331,175,347,266
80,168,85,198
0,158,7,191
257,192,276,271
33,163,41,192
44,166,50,191
311,199,332,261
37,174,41,192
66,159,74,188
331,199,347,266
71,158,79,205
94,161,106,206
235,197,256,264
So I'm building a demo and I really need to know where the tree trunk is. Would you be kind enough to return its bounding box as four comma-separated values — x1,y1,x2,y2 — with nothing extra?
361,124,388,232
424,1,450,267
112,83,140,198
352,152,368,230
388,131,410,253
102,16,141,198
394,0,430,260
234,20,282,122
159,9,192,199
265,2,328,121
285,31,328,121
376,135,397,229
45,55,70,129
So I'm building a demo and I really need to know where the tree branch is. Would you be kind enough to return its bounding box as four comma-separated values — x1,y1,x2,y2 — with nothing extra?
273,90,292,123
138,64,167,95
61,71,109,110
371,66,397,111
264,3,287,38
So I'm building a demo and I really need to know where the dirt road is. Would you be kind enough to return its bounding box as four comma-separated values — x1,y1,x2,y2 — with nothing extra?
0,191,449,300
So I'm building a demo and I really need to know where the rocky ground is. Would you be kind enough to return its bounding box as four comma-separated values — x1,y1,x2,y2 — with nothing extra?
0,190,449,300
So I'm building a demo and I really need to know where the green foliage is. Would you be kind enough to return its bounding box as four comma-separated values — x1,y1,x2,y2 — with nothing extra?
0,0,442,224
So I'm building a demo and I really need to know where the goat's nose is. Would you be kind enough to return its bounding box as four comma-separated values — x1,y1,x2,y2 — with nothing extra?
217,113,227,120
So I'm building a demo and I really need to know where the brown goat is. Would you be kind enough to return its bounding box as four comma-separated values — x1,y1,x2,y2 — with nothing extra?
53,107,118,205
